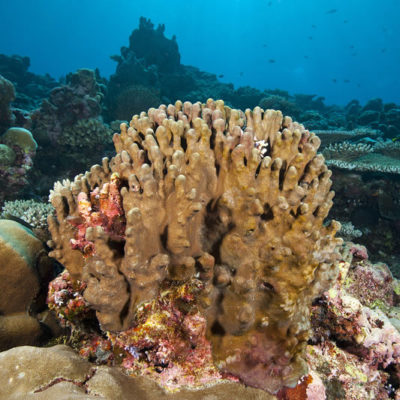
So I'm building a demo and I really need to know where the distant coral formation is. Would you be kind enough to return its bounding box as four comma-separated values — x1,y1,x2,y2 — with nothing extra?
31,68,113,182
0,127,37,204
48,100,341,393
0,75,15,133
0,54,57,110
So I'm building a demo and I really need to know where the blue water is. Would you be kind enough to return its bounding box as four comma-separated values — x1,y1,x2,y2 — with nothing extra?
1,0,399,105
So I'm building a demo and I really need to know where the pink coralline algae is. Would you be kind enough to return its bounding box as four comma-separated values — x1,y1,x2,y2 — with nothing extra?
69,172,125,256
307,341,392,400
47,270,91,327
48,234,400,397
307,243,400,399
108,281,223,391
48,273,223,391
348,242,369,261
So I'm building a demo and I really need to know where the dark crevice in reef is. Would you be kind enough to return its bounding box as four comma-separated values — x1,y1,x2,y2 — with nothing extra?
260,203,274,222
255,162,261,178
61,196,70,217
203,200,231,263
209,129,216,150
160,225,168,249
34,368,97,394
180,136,187,151
278,160,287,191
210,320,226,336
108,240,125,257
119,277,131,326
384,364,399,398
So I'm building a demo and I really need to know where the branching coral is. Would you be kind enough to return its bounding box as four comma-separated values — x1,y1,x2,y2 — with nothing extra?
48,99,342,394
1,199,53,230
337,221,363,241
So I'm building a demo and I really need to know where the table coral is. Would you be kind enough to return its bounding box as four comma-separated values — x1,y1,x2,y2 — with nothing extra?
48,99,342,394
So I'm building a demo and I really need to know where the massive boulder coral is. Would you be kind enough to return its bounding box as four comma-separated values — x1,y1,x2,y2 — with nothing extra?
0,220,54,350
48,99,342,393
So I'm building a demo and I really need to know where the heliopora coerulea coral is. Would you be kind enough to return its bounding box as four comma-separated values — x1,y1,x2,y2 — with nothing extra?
48,99,342,394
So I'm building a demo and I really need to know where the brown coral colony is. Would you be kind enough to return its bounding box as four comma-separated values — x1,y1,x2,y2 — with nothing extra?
47,99,342,394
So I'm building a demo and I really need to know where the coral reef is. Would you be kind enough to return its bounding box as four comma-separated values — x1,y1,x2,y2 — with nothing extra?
127,17,180,74
0,74,15,133
328,167,400,276
0,54,57,110
113,84,161,121
321,137,400,270
306,243,400,399
47,270,92,328
48,99,341,393
32,68,106,147
0,344,274,400
30,68,113,182
0,127,37,204
259,95,300,119
343,98,400,139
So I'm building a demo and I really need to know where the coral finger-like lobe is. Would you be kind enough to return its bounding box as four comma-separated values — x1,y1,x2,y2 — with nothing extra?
48,99,342,394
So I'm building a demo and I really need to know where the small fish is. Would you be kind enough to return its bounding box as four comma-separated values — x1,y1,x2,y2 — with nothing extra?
344,79,350,83
218,74,224,78
351,52,357,56
312,24,317,28
332,79,337,83
263,43,267,48
349,45,354,49
240,71,244,76
308,36,313,40
304,55,310,59
357,83,361,88
343,20,348,23
268,59,276,63
381,48,387,53
392,136,400,142
268,1,272,5
326,9,337,14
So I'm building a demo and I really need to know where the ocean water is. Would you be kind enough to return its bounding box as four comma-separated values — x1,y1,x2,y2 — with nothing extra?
1,1,400,398
1,0,399,105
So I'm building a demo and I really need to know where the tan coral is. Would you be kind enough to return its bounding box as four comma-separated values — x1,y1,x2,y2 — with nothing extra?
48,100,342,394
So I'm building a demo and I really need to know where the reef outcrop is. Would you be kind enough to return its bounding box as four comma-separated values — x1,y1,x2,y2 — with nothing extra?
48,100,342,393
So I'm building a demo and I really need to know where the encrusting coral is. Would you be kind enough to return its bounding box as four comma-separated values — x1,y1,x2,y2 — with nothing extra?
47,99,342,394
